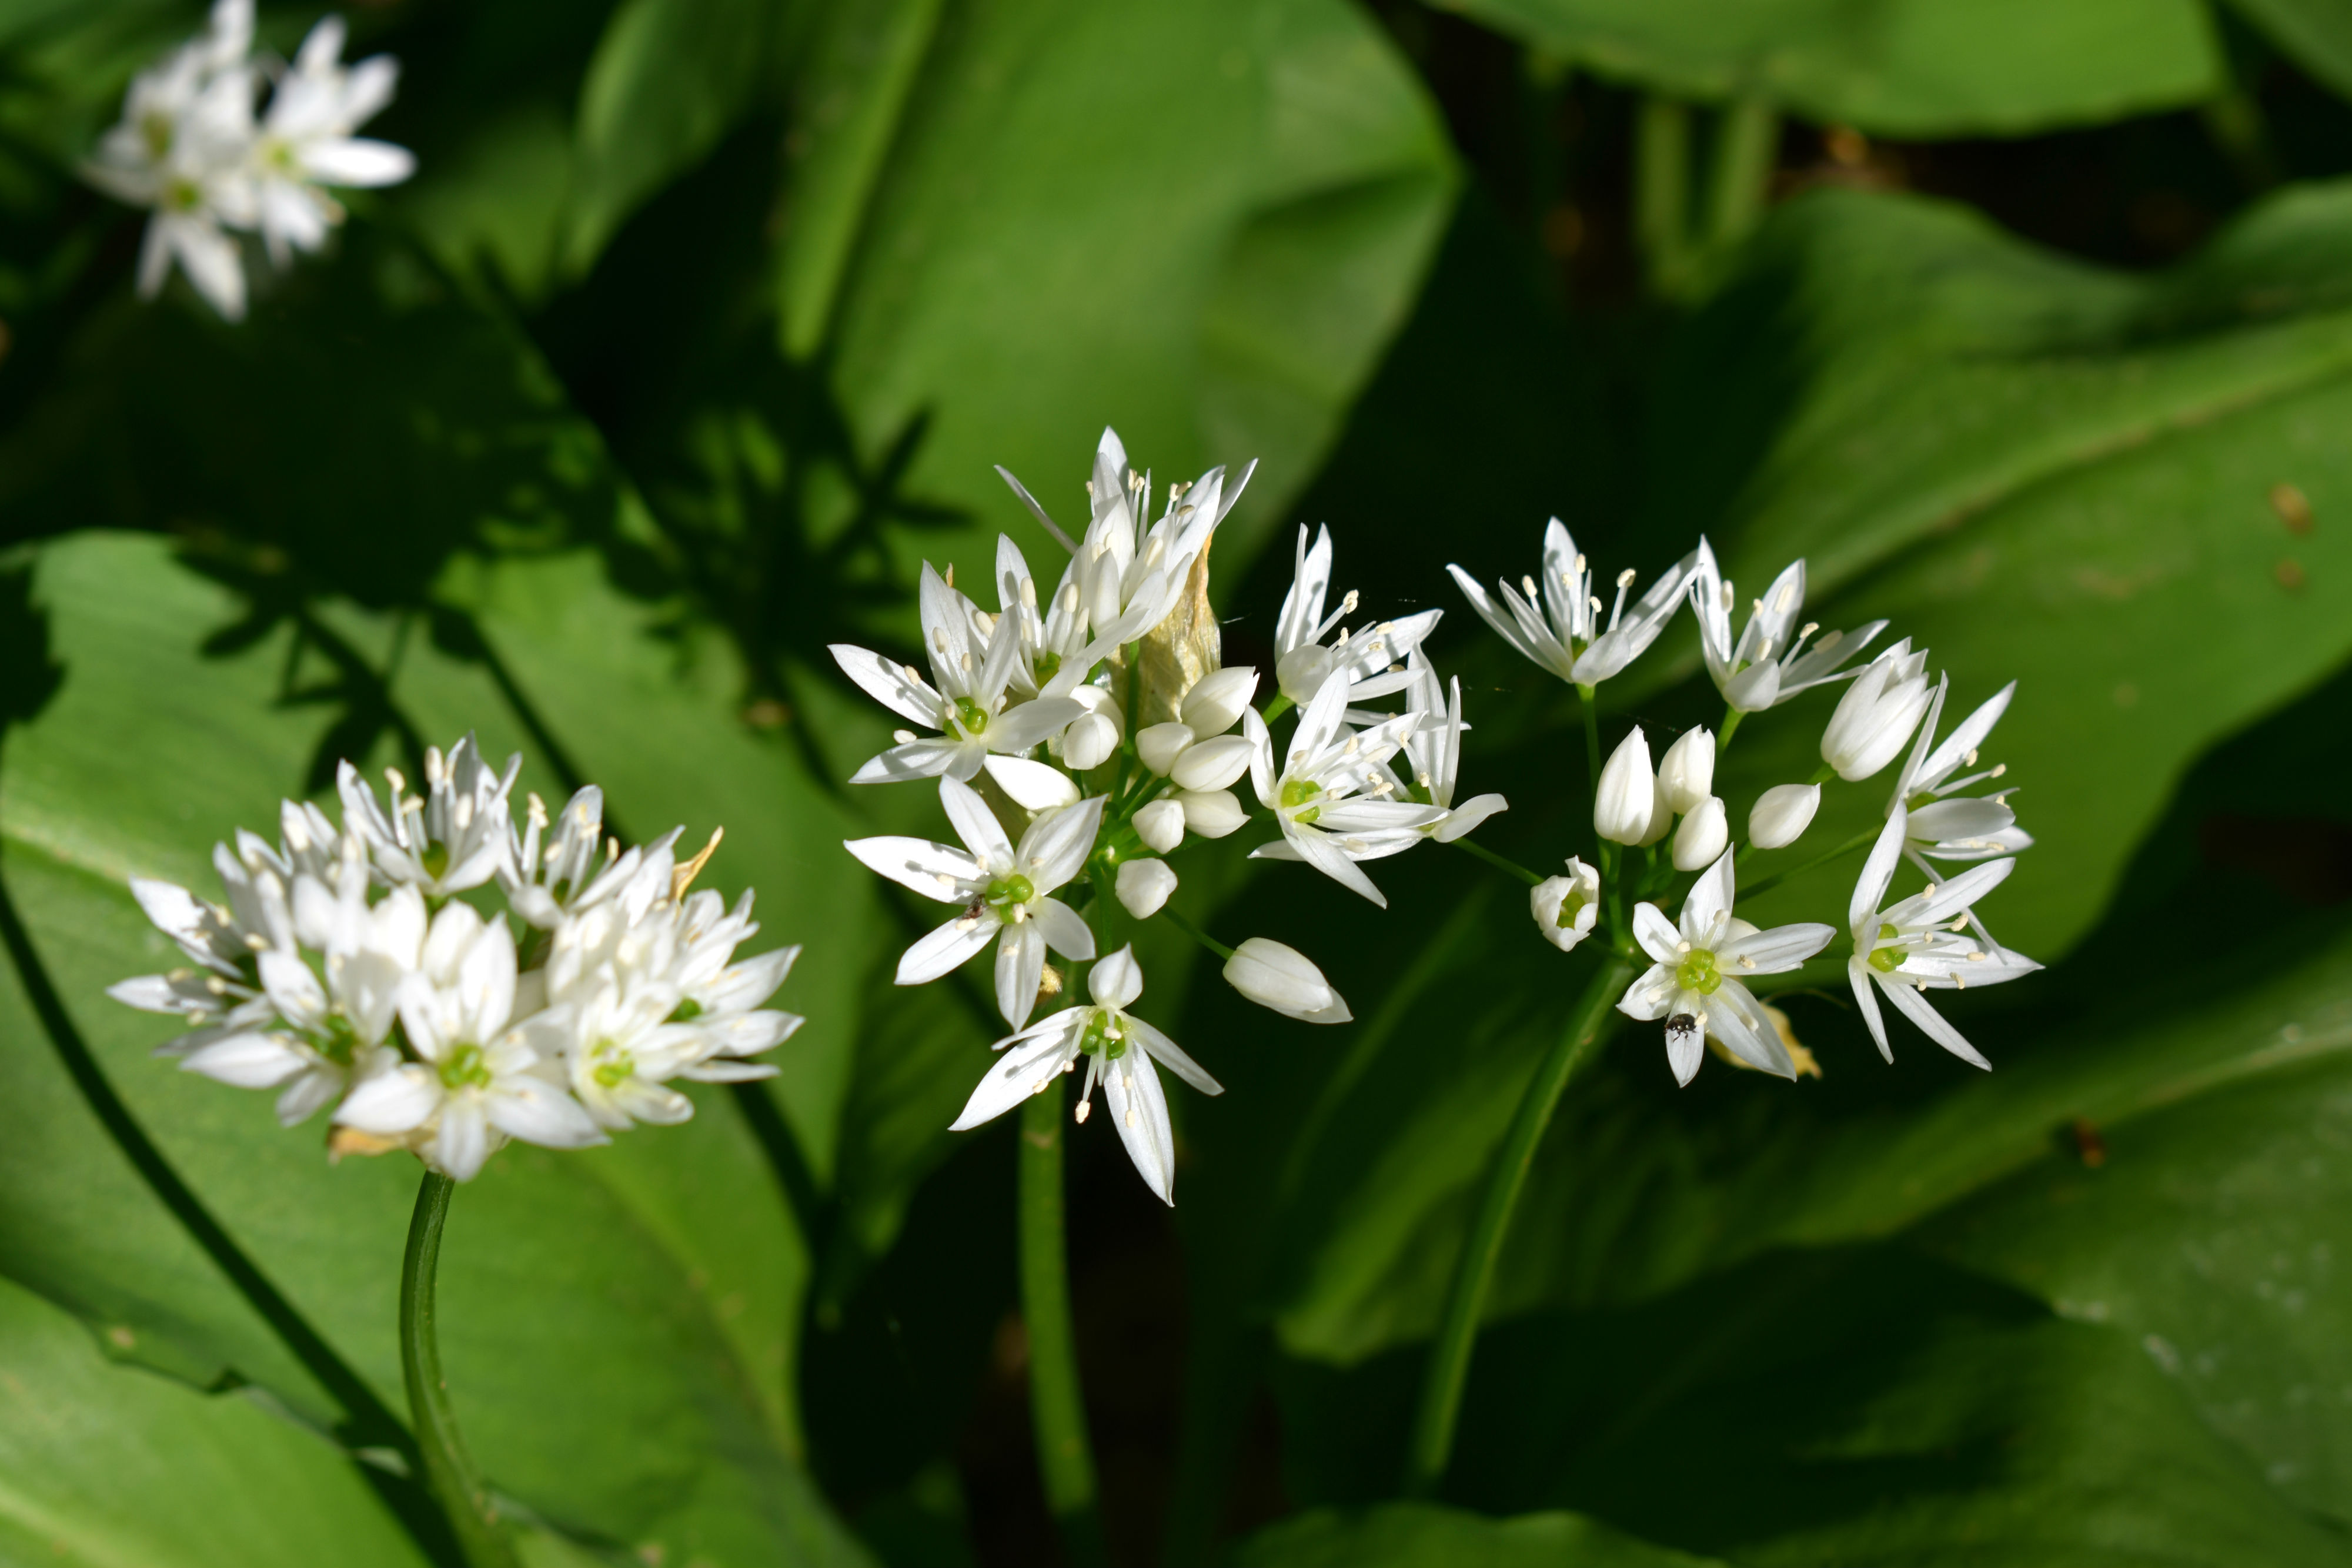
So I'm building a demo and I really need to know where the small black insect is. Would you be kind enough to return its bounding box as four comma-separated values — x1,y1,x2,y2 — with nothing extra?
1665,1013,1701,1045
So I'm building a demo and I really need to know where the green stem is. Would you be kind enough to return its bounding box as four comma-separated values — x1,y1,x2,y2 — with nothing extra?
1020,1084,1108,1566
1260,692,1294,724
1402,955,1632,1497
1161,905,1235,962
400,1174,519,1568
1633,95,1693,298
1742,825,1880,901
1452,836,1543,888
1576,685,1601,790
1716,706,1745,754
1702,92,1778,251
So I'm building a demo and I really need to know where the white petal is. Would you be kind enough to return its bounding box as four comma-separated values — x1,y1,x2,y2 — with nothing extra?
951,1022,1078,1131
1851,962,1893,1062
1630,904,1682,965
1088,945,1143,1009
299,136,413,187
335,1063,440,1134
1030,897,1097,961
487,1078,609,1149
1018,795,1105,892
1127,1016,1220,1096
897,915,995,986
1850,810,1910,939
985,755,1081,812
1718,921,1836,975
843,835,984,901
940,775,1015,867
830,644,944,727
1616,962,1675,1021
996,921,1047,1029
1104,1047,1176,1205
1882,978,1993,1069
181,1032,306,1089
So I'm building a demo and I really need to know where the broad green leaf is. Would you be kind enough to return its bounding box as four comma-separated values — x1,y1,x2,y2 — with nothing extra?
0,531,872,1561
0,1273,428,1567
2228,0,2352,101
1233,1502,1726,1568
1438,0,2220,135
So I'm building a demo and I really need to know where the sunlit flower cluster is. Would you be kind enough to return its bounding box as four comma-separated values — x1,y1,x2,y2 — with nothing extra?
836,429,1511,1201
81,0,415,320
109,736,801,1181
1454,521,2041,1082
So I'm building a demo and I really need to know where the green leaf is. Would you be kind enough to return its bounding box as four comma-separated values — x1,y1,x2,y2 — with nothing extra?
1437,0,2221,135
1232,1502,1726,1568
2226,0,2352,102
0,1273,431,1567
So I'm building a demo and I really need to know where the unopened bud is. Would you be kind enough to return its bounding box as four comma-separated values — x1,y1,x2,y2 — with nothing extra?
1177,788,1247,839
1181,666,1258,737
1224,937,1351,1024
1636,784,1674,847
1657,727,1715,814
984,755,1080,813
1115,858,1178,919
1531,857,1599,954
1137,722,1195,776
1820,646,1932,782
1062,711,1120,771
1134,798,1186,853
1748,783,1820,849
1671,795,1728,871
1171,734,1252,793
1593,726,1655,845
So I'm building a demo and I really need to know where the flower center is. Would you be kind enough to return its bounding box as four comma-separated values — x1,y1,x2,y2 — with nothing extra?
1554,890,1589,929
438,1043,492,1091
591,1042,634,1088
951,697,990,735
1078,1009,1126,1061
1280,777,1324,823
1674,948,1722,995
140,112,173,159
1033,651,1062,686
420,841,451,880
1867,922,1905,974
163,177,203,212
985,873,1035,911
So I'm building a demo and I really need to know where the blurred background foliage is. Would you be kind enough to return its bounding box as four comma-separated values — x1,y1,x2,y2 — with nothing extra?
2,0,2351,1564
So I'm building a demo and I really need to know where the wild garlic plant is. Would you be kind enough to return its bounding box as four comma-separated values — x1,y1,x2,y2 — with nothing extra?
81,0,416,321
108,734,800,1567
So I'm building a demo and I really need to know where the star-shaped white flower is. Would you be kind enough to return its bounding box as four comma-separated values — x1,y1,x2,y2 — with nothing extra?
831,563,1084,783
992,534,1094,700
1271,524,1440,707
334,902,604,1181
1887,676,2031,869
246,15,414,266
1848,808,2042,1069
1688,540,1886,712
950,945,1222,1203
337,734,520,895
1448,519,1696,688
1382,654,1506,844
1618,851,1835,1085
846,778,1102,1027
1242,669,1441,908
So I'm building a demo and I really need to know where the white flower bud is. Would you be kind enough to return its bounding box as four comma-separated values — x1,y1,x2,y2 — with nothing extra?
1656,727,1715,815
1671,795,1728,871
1137,722,1195,776
1170,734,1253,793
1593,726,1655,846
1181,666,1258,737
1224,937,1351,1024
1115,858,1177,919
1530,857,1599,953
1636,785,1674,847
1178,788,1247,839
1748,783,1820,849
1134,798,1185,853
1061,711,1119,771
984,755,1080,813
1820,644,1932,782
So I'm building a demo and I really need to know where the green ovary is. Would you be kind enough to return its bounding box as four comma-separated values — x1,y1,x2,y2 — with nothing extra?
1077,1011,1125,1061
420,841,452,880
437,1044,492,1091
592,1045,634,1088
1034,651,1063,685
985,874,1035,910
1867,922,1905,974
1555,891,1589,929
952,697,991,735
1674,949,1722,995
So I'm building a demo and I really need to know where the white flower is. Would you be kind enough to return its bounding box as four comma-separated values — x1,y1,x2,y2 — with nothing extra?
991,534,1094,700
1134,798,1186,853
502,785,612,927
1531,858,1599,953
1847,808,2040,1068
337,735,520,895
1592,726,1655,847
1688,541,1885,712
831,564,1087,784
846,778,1102,1027
1447,520,1695,687
1820,640,1934,783
1618,851,1835,1085
516,979,703,1132
951,946,1221,1202
997,427,1254,656
1224,937,1351,1023
335,904,604,1181
1748,783,1820,850
1671,796,1728,871
1115,858,1177,919
664,888,806,1069
1888,677,2030,868
1243,671,1441,908
1655,727,1714,815
246,15,413,266
81,0,259,320
1272,525,1440,706
1059,684,1122,771
1381,656,1506,844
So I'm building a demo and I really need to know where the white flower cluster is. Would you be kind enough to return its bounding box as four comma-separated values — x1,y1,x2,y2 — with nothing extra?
1457,521,2040,1082
81,0,415,322
109,737,802,1182
834,429,1508,1202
